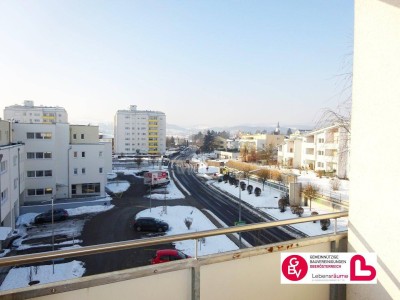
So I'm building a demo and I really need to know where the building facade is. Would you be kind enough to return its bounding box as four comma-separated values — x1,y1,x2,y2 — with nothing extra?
4,100,68,124
11,123,111,204
277,124,350,179
0,120,24,230
114,105,166,155
277,131,304,168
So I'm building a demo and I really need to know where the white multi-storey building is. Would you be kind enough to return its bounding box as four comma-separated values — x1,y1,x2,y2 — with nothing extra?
0,120,24,231
303,124,350,179
4,100,68,124
277,131,304,168
278,124,350,179
11,123,111,204
114,105,166,155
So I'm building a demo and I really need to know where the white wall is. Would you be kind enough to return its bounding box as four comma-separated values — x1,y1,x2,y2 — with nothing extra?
12,123,69,203
0,144,24,228
349,1,400,299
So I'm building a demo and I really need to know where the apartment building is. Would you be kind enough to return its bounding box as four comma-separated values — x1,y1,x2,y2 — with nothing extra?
239,133,285,151
278,124,350,179
0,120,24,230
4,100,68,124
114,105,166,155
303,124,350,179
277,130,304,168
11,123,111,204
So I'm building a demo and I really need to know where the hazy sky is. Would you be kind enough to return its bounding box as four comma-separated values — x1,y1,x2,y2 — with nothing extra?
0,1,354,128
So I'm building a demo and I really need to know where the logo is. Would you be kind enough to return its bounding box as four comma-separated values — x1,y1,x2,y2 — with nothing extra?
282,255,308,281
350,255,376,281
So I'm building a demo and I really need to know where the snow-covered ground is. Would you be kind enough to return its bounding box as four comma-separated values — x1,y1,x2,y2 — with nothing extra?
0,261,85,291
0,162,349,291
136,206,238,257
0,204,114,291
195,163,348,236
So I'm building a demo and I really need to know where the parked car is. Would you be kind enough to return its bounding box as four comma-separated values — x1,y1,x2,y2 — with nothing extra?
151,249,191,264
132,217,169,232
34,209,69,224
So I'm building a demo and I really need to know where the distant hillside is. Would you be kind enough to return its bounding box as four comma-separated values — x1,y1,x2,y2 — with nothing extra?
166,123,313,137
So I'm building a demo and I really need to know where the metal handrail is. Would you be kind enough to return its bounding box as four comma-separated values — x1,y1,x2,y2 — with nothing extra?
0,211,348,267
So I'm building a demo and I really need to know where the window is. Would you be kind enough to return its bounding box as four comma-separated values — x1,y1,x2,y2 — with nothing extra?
36,170,44,177
82,183,100,194
73,133,77,139
27,152,35,159
73,168,78,175
45,188,53,194
318,138,325,143
36,152,44,159
71,184,77,195
317,162,324,168
27,189,36,196
82,152,86,158
99,167,103,173
82,168,86,174
74,151,78,158
27,171,35,177
45,170,52,177
36,189,44,195
81,134,84,139
27,132,34,139
43,132,52,139
0,160,7,173
99,151,103,157
44,152,52,159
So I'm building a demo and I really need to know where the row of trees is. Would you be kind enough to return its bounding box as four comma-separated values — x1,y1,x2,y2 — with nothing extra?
191,130,230,152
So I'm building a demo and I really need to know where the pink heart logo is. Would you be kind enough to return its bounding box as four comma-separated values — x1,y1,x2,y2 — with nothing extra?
350,254,376,281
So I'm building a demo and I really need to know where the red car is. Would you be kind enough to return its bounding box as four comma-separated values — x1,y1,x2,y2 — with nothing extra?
151,249,191,264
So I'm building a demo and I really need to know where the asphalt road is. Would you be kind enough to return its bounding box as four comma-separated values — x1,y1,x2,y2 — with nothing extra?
78,173,203,276
172,162,303,247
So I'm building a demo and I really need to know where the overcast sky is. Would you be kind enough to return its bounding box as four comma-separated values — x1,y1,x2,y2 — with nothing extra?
0,1,354,128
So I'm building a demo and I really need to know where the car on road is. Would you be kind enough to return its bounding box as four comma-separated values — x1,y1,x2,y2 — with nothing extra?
34,209,69,224
132,217,169,232
151,249,191,264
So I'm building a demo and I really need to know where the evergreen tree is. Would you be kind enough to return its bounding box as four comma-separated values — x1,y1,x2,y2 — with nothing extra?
202,130,216,152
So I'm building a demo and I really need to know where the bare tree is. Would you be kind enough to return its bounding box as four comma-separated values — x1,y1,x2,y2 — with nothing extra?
302,183,319,210
255,169,270,190
134,157,144,169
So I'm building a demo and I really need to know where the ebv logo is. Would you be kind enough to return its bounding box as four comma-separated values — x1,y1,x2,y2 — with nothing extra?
282,255,308,281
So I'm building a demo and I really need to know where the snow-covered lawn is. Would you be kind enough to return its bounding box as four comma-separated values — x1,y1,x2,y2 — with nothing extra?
0,205,115,291
136,206,238,256
0,261,85,291
106,181,130,193
210,177,348,236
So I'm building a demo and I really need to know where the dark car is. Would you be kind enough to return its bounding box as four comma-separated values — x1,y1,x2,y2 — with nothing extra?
34,209,69,224
132,217,169,232
151,249,191,264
